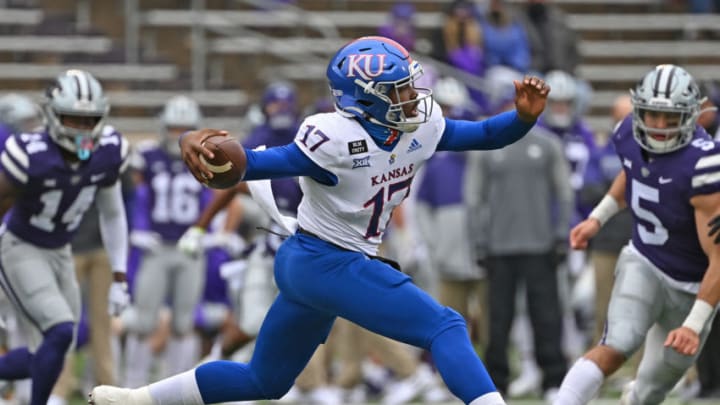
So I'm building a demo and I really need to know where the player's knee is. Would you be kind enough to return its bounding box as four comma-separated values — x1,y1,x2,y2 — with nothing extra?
132,315,158,335
262,380,294,400
426,307,469,349
43,321,74,350
439,307,466,331
171,315,194,336
603,327,643,360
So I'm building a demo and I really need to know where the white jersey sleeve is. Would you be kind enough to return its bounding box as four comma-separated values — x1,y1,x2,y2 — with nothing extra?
295,102,445,255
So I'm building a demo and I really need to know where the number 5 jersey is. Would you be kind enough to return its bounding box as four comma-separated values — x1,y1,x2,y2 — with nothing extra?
613,115,720,282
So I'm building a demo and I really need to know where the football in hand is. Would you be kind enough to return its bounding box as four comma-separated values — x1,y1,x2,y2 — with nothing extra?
199,134,246,189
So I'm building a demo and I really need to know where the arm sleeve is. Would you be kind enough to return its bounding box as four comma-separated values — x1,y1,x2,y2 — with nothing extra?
437,111,535,151
243,143,338,185
96,181,129,273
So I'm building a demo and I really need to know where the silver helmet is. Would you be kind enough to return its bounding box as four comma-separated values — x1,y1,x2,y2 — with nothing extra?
432,76,470,109
0,93,44,133
543,70,578,130
44,69,109,160
631,64,701,154
159,95,202,156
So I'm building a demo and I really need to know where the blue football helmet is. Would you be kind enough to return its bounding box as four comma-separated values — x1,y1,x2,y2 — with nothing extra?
326,36,432,133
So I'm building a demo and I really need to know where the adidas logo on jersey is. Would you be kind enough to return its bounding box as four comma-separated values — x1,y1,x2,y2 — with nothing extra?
407,138,422,153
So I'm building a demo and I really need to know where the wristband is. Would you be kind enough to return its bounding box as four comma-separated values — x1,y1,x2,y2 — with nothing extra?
682,299,715,334
588,194,620,227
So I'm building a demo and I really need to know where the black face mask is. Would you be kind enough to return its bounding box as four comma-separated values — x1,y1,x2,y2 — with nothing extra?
527,3,547,20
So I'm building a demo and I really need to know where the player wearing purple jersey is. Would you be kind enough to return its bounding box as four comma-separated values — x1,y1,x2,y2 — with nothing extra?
554,64,720,405
0,70,130,405
123,95,214,388
538,70,601,225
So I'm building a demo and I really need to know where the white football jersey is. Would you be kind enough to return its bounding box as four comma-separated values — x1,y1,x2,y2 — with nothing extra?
295,101,445,255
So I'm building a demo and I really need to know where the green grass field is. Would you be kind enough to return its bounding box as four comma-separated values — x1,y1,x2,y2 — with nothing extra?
64,398,720,405
67,399,720,405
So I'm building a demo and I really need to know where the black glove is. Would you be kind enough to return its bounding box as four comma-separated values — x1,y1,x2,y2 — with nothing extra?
708,215,720,244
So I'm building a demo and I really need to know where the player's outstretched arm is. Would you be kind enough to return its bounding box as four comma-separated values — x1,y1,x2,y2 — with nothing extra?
665,191,720,356
437,75,549,152
570,171,627,250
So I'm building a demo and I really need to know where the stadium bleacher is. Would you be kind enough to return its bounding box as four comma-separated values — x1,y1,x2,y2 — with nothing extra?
1,0,718,136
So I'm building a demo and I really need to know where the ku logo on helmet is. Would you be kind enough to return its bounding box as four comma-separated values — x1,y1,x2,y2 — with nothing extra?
346,54,387,80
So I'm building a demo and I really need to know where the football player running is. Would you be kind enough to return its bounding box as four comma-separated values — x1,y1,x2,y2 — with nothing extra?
0,69,130,405
554,64,720,405
90,35,548,405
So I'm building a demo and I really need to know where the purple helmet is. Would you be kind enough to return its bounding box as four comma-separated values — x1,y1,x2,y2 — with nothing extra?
261,81,298,131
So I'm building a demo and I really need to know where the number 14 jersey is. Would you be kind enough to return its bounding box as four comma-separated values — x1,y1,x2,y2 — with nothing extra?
0,127,129,248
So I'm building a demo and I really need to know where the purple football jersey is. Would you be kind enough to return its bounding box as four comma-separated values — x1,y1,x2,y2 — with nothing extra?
242,123,298,150
0,127,128,248
243,124,303,219
613,116,720,282
133,144,213,241
0,123,13,145
417,152,466,207
538,118,601,224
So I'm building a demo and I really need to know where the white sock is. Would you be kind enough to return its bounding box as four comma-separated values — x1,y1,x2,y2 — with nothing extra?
147,369,204,405
469,391,506,405
47,394,68,405
165,334,199,376
125,334,153,388
554,358,604,405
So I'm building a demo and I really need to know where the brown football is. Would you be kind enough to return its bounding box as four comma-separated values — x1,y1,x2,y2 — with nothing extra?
199,134,246,189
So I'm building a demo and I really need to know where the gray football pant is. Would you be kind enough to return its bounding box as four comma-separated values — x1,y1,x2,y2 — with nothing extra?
0,231,80,352
604,245,717,404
